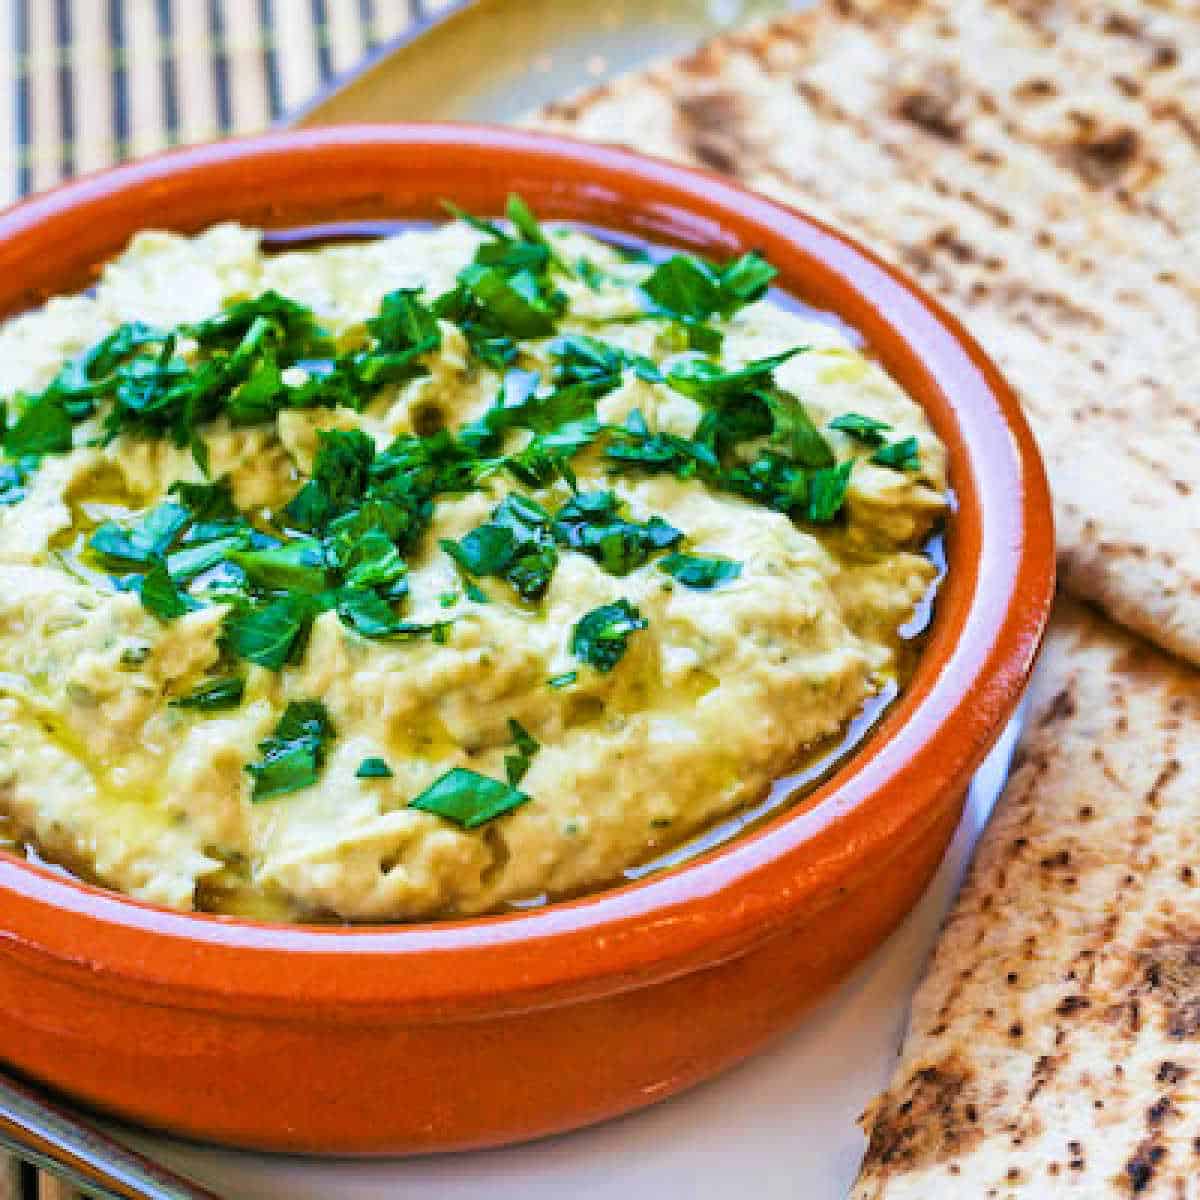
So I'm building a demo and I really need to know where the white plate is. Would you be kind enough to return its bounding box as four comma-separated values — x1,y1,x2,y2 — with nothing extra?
110,711,1022,1199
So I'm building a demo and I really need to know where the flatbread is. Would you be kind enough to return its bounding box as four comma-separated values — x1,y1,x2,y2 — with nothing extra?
849,598,1200,1197
526,0,1200,667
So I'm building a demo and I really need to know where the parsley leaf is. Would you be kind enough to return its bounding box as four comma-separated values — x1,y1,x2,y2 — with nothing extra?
441,493,558,602
356,756,393,779
871,436,920,471
335,588,443,641
664,349,802,405
718,252,778,306
504,717,540,787
222,595,317,669
549,334,661,391
547,670,577,689
166,533,252,585
186,291,332,359
806,460,854,523
89,503,190,567
642,255,724,323
829,412,891,446
3,395,74,457
170,676,245,710
640,250,777,348
456,263,563,339
504,194,571,275
570,599,647,672
553,491,681,576
366,288,441,355
604,409,717,478
763,387,834,467
408,766,531,829
658,552,742,589
229,537,331,594
246,700,335,801
137,561,198,620
718,451,810,514
168,475,239,520
0,458,34,505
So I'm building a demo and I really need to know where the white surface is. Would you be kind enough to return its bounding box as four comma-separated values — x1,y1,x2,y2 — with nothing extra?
114,712,1022,1200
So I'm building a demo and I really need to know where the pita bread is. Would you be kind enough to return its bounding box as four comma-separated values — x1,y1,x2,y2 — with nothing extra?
847,598,1200,1196
526,0,1200,667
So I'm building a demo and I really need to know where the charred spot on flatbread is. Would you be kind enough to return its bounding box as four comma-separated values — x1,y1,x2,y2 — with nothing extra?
671,90,754,175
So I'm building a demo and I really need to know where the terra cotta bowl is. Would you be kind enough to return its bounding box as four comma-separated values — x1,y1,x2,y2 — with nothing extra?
0,126,1054,1154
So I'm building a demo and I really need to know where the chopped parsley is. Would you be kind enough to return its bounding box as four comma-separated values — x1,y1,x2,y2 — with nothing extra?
641,250,776,350
0,457,34,505
604,409,717,478
830,412,891,446
806,461,855,523
505,718,540,787
549,333,662,391
90,503,190,567
547,671,578,689
246,700,335,801
409,766,531,829
136,562,197,620
719,451,810,515
170,676,245,710
570,599,647,672
434,195,571,366
355,756,394,779
664,348,802,405
872,436,921,471
3,396,75,457
441,493,559,602
553,490,682,576
222,595,317,669
658,553,742,590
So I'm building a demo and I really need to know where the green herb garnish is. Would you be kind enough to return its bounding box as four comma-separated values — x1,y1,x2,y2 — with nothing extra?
0,457,34,505
3,394,75,457
222,595,317,669
657,553,742,590
553,491,681,576
664,349,801,405
170,676,245,710
505,718,540,787
441,493,559,602
246,700,335,801
640,250,776,349
871,436,920,471
408,766,530,829
89,503,190,567
356,756,394,779
570,599,647,672
604,409,717,478
806,460,854,523
830,412,891,446
136,562,197,620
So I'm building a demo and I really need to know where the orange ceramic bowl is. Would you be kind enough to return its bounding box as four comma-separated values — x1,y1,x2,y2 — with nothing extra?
0,126,1053,1154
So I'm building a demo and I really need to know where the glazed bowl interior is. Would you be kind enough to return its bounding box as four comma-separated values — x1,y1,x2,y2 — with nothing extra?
0,126,1054,1017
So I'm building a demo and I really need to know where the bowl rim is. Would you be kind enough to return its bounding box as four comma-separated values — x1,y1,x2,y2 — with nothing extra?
0,125,1054,1016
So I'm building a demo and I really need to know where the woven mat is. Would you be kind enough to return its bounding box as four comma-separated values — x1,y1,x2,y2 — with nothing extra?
1,0,458,209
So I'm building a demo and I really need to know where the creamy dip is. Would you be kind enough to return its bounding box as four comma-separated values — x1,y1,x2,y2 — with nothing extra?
0,206,948,921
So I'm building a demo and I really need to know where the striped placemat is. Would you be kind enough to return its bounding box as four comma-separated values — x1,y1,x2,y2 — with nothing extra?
2,0,458,209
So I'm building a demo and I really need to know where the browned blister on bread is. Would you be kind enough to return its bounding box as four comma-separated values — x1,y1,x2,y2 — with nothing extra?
528,0,1200,667
852,599,1200,1196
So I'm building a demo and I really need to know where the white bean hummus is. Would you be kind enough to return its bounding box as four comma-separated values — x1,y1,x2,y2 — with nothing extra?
0,203,948,921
